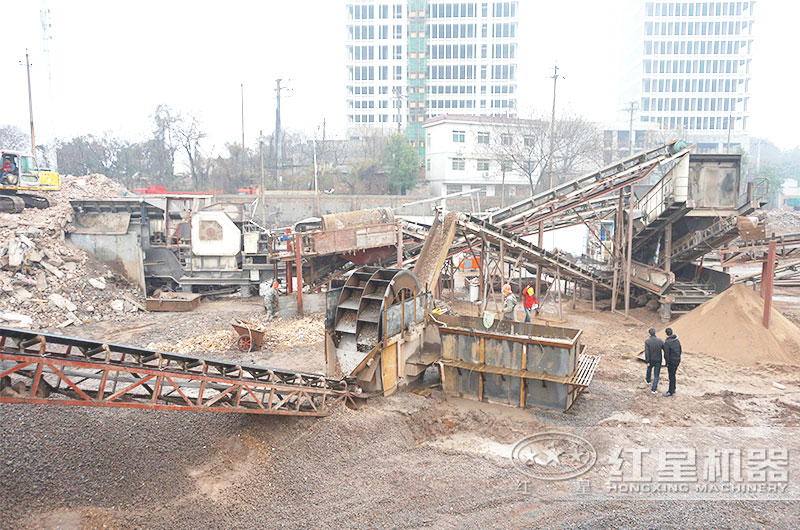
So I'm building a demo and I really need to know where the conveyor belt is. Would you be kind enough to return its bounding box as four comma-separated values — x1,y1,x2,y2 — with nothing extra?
486,140,687,231
458,214,614,290
0,327,355,416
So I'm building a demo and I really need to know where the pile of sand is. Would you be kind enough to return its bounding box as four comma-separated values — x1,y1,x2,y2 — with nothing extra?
667,283,800,366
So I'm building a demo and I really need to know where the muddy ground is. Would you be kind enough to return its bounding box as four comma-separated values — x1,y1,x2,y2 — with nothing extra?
1,290,799,528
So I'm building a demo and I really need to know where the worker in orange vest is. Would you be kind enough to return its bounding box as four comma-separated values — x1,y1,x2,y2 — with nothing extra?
522,284,538,323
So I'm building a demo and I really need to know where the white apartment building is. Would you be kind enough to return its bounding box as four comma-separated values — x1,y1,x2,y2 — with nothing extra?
345,1,519,152
621,1,755,152
422,114,539,198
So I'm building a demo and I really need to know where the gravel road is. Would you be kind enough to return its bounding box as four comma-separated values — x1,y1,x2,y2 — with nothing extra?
1,298,799,528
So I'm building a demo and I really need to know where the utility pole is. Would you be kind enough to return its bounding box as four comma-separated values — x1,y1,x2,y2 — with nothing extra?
726,113,733,154
275,79,283,189
320,117,327,191
24,50,36,161
259,129,266,225
241,83,245,180
394,86,403,133
626,101,638,155
546,66,562,191
40,3,56,170
312,127,319,216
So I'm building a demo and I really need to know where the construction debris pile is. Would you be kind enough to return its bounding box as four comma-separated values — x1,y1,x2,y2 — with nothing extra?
148,315,323,355
149,328,236,355
0,174,143,329
253,314,323,346
667,283,800,366
766,209,800,234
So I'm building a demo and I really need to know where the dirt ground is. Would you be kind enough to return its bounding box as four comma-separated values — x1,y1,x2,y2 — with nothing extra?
1,289,799,529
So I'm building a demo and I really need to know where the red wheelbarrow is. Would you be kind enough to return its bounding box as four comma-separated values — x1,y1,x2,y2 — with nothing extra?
231,319,266,352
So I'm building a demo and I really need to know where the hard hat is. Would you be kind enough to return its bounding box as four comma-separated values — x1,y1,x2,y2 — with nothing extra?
272,281,279,289
502,283,511,294
527,286,533,295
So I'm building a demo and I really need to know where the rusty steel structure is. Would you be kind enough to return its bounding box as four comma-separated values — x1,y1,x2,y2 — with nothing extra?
486,140,686,232
0,327,355,416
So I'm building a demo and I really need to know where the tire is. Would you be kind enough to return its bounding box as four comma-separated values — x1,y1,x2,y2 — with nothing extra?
237,335,252,352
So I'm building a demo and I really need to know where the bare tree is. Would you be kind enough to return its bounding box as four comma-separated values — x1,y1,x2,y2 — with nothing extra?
0,125,28,151
482,114,603,194
549,115,603,182
173,113,207,189
480,116,548,195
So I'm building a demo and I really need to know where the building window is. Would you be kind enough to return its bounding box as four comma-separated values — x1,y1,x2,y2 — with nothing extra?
394,4,402,18
523,135,534,147
393,45,402,59
477,159,489,171
477,131,489,144
446,184,462,195
452,158,465,171
501,134,513,146
452,130,465,143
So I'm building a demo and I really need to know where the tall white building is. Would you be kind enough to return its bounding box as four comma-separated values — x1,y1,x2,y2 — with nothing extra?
345,1,519,153
622,1,755,151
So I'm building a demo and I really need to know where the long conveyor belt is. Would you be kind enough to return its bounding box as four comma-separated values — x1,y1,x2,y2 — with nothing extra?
0,327,355,416
485,140,687,231
457,214,614,289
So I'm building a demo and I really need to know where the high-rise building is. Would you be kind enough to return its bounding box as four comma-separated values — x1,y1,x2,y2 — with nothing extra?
622,1,755,151
345,1,519,153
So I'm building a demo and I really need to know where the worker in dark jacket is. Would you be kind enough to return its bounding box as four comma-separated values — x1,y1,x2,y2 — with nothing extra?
644,328,664,394
662,327,682,397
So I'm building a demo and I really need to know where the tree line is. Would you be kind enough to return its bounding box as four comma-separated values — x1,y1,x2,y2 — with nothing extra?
0,106,421,195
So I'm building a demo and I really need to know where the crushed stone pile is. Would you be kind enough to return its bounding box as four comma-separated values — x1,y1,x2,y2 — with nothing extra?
0,174,143,329
766,210,800,235
148,314,323,354
149,328,237,355
666,283,800,366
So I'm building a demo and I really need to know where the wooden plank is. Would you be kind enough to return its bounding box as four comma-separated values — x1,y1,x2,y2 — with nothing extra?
478,337,485,401
381,343,398,396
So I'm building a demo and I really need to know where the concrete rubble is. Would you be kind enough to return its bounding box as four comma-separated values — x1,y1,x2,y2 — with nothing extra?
0,174,144,329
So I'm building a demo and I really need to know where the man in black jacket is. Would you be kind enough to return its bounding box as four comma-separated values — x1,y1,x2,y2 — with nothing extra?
662,327,682,397
644,328,664,394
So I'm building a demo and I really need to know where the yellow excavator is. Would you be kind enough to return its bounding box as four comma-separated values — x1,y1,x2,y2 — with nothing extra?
0,150,60,213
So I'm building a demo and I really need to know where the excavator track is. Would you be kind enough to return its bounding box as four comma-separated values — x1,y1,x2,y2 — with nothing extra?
19,193,50,209
0,327,356,416
0,195,25,213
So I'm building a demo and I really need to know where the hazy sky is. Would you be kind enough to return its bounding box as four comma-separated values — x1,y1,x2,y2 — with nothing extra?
1,0,797,156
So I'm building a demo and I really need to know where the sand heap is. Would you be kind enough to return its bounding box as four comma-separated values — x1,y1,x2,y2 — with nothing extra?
667,283,800,366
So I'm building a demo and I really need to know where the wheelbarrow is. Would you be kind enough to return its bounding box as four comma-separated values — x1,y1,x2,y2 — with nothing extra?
231,319,266,352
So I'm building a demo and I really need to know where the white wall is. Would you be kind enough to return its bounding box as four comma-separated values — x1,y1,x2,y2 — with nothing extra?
424,118,539,196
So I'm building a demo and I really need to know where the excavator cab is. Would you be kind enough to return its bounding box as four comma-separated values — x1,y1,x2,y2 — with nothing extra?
0,150,57,212
0,151,22,185
0,150,60,191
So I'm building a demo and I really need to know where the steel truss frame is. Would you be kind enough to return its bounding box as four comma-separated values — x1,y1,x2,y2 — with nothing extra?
0,327,354,416
720,232,800,266
486,141,686,231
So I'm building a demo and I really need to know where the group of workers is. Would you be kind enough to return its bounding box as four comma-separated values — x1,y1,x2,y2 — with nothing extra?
644,327,682,397
501,282,684,397
501,283,538,322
